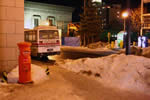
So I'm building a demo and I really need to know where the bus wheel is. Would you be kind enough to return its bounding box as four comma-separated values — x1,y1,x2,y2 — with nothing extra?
41,55,49,61
36,53,43,60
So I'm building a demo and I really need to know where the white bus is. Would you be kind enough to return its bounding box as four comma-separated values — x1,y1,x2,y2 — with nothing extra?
24,25,61,58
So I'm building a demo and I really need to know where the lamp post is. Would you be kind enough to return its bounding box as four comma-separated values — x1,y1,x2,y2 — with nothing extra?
122,11,129,32
125,0,131,55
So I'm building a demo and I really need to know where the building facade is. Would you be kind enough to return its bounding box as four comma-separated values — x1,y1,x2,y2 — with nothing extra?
0,0,24,73
101,4,122,29
24,1,74,36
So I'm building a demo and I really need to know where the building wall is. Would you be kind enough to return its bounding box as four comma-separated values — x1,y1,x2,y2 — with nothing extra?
24,1,74,36
100,4,121,29
0,0,24,73
109,4,121,24
108,4,122,30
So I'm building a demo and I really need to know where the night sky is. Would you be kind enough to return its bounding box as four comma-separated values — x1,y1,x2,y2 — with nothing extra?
25,0,141,22
25,0,141,8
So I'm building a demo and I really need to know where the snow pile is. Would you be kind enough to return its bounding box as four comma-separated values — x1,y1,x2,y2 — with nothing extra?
7,64,49,84
87,41,108,49
59,54,150,94
119,46,150,58
142,46,150,58
118,46,142,55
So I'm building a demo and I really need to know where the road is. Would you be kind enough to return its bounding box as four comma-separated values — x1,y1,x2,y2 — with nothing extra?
0,60,149,100
60,46,119,59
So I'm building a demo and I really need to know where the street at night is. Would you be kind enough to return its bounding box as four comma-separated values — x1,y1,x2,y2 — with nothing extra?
0,0,150,100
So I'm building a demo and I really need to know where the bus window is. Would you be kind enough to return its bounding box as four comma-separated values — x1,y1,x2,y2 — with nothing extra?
49,33,53,39
29,33,33,41
32,31,37,42
39,30,49,39
25,31,29,41
49,30,58,39
54,31,59,38
39,30,59,39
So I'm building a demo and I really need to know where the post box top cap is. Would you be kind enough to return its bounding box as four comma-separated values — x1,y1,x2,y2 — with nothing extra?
17,42,31,47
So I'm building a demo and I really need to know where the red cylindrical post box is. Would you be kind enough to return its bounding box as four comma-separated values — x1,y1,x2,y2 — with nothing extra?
17,42,32,84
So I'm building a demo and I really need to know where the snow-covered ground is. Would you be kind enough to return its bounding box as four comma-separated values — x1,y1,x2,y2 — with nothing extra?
7,64,49,84
58,54,150,95
87,41,108,49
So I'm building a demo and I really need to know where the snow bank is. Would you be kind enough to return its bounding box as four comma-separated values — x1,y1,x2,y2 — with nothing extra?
119,46,150,58
142,46,150,58
87,41,108,49
7,64,49,84
59,54,150,94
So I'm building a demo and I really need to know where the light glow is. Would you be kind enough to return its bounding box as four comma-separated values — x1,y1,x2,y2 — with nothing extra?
40,21,49,26
122,12,129,18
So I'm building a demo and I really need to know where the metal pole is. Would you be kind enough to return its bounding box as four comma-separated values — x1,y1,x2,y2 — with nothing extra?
140,0,143,36
124,18,126,32
84,0,86,15
83,0,86,46
125,0,131,55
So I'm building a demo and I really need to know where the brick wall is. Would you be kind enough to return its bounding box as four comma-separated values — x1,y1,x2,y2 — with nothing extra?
0,0,24,73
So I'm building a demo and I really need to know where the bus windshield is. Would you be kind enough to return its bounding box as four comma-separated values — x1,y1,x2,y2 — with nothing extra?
39,30,59,39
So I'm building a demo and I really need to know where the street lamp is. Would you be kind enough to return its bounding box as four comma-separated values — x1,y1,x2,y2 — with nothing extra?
122,11,129,32
124,0,131,55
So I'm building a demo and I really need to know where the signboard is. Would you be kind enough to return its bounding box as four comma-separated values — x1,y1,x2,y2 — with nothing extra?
117,31,126,48
138,36,148,48
144,0,150,3
92,0,102,3
62,37,80,46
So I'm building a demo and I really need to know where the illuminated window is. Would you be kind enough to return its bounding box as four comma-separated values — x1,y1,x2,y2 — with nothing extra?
34,19,39,27
57,21,64,29
33,15,41,28
47,16,55,26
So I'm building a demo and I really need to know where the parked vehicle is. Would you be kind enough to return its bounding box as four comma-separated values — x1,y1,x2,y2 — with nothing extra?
24,25,61,58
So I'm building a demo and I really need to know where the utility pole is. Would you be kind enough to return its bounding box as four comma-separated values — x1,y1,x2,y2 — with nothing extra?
124,18,126,32
140,0,143,36
125,0,131,55
83,0,86,46
84,0,86,15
